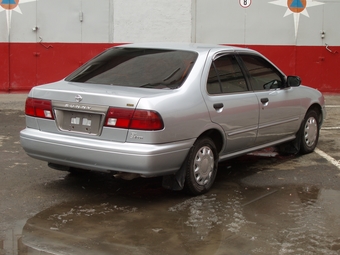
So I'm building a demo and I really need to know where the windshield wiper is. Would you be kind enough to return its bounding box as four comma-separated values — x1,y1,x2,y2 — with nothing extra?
139,67,181,89
140,83,171,89
163,67,181,81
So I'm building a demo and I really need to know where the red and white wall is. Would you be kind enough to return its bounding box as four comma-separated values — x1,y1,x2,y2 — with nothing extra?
1,0,339,93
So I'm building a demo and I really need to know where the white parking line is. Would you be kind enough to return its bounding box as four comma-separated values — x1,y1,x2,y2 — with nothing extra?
315,148,340,170
322,127,340,130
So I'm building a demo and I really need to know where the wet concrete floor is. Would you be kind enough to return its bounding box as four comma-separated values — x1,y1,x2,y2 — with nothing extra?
1,94,340,255
17,155,340,255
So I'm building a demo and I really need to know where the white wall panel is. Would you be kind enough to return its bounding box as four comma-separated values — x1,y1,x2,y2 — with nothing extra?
0,1,37,42
295,7,323,46
36,0,82,43
194,0,336,46
0,9,9,42
81,0,111,43
114,0,192,43
195,0,297,45
9,2,37,42
1,0,339,46
243,1,295,45
322,2,340,47
195,0,246,44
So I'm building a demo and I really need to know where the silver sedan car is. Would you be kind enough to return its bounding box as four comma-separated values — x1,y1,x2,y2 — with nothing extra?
20,43,326,195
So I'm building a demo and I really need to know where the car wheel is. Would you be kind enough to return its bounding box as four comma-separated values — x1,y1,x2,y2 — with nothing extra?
184,137,218,195
299,110,320,154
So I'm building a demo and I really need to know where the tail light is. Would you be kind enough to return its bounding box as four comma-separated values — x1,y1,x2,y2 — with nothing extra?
25,98,54,119
105,107,164,131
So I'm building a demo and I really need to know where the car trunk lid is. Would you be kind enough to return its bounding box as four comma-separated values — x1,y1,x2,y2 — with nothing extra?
27,81,165,142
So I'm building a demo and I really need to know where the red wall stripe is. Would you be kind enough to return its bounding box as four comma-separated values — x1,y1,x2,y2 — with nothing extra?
0,43,120,93
0,43,10,91
1,43,339,93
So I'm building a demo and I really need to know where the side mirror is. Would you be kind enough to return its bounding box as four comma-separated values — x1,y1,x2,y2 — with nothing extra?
287,76,301,87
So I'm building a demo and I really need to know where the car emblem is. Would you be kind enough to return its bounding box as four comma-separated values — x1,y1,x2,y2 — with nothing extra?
75,95,83,103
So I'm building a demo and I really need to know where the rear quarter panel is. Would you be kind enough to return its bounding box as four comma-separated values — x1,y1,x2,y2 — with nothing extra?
127,53,225,145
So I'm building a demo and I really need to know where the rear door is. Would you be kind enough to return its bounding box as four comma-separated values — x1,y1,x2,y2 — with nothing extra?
202,53,259,155
237,53,302,145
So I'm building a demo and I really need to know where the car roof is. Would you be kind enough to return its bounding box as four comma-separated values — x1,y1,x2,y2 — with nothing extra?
115,42,256,55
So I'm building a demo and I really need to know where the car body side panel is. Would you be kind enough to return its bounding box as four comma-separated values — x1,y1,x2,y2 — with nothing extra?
299,85,327,121
254,88,303,145
200,49,260,154
204,93,259,154
126,88,213,144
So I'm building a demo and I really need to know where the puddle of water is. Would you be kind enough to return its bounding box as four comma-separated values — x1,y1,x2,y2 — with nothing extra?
8,184,340,255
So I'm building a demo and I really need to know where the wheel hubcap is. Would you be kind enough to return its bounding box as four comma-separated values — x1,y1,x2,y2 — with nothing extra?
193,146,214,185
304,117,318,147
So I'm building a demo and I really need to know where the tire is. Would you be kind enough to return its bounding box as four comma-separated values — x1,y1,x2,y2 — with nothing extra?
299,110,320,154
184,137,218,195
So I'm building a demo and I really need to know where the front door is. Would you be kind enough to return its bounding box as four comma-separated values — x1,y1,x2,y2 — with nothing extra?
238,54,302,145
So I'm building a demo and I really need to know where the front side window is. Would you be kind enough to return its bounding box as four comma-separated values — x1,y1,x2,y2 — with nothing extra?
66,48,198,89
207,55,248,95
239,55,284,91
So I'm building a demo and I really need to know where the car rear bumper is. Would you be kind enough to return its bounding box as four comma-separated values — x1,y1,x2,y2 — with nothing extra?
20,128,194,177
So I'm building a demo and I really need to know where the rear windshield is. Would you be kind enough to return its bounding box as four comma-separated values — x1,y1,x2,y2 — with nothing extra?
66,47,198,89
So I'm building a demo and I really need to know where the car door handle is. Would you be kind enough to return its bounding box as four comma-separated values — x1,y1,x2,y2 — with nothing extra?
261,98,269,104
213,103,224,109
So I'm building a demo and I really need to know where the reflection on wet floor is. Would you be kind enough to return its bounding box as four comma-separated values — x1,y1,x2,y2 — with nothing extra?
8,182,340,255
1,153,340,255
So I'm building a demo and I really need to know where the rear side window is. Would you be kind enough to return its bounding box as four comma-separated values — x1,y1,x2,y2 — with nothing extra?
239,55,284,91
66,48,198,89
207,54,248,94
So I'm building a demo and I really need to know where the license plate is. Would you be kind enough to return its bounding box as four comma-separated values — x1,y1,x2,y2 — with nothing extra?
58,111,102,135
